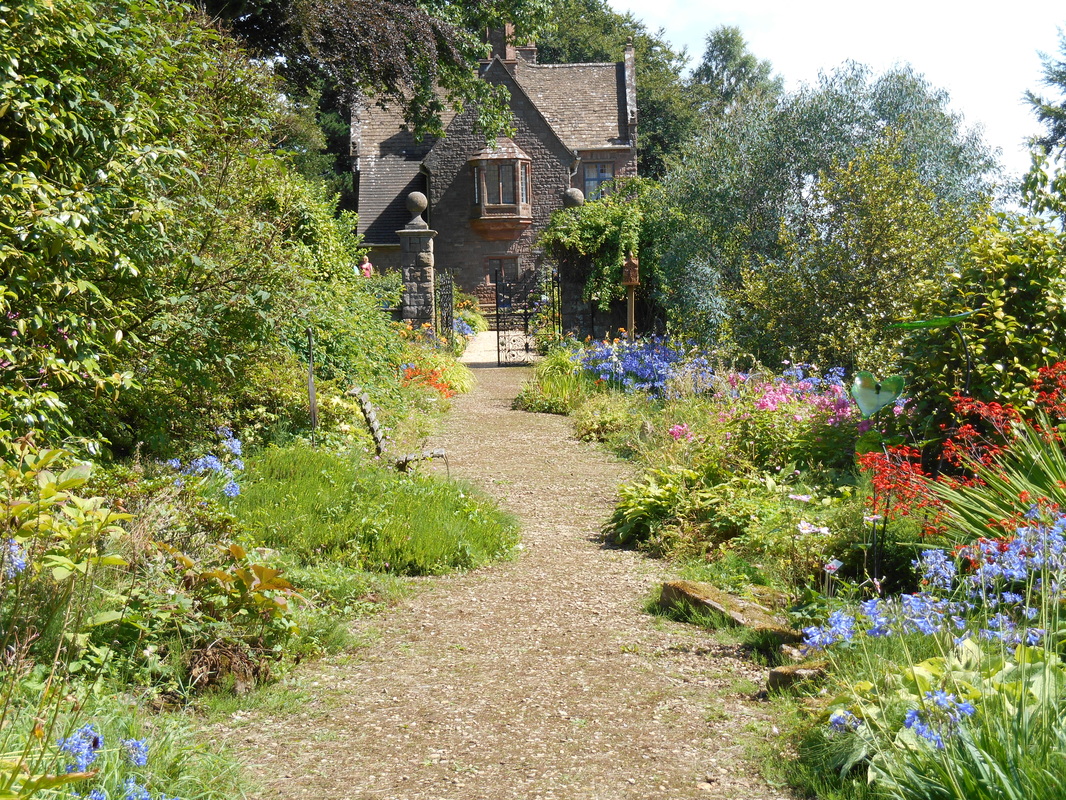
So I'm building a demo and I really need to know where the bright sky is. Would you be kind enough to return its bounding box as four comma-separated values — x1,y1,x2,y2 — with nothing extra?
608,0,1065,182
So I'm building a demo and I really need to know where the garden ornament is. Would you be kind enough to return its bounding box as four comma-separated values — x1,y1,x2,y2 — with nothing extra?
850,372,905,418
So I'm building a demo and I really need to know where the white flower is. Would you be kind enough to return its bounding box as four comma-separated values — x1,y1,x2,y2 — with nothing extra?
797,520,830,536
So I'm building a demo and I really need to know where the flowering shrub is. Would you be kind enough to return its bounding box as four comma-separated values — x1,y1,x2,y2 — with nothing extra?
801,510,1066,798
0,438,239,799
166,427,245,498
858,366,1066,537
577,335,687,394
401,365,456,398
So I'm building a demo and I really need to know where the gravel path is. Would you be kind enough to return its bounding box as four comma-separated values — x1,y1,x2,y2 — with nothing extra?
220,337,792,800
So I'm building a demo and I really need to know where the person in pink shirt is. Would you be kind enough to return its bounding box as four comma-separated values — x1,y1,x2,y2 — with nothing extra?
360,255,374,277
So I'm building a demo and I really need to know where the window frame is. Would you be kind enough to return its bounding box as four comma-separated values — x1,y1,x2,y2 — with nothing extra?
583,162,615,201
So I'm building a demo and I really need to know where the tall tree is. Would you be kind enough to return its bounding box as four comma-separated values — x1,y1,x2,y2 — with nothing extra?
687,26,782,118
734,131,971,370
535,0,699,178
202,0,554,138
656,62,998,363
1027,29,1066,153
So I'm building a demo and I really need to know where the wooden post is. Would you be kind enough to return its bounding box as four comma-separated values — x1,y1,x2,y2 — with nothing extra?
306,327,317,446
622,252,640,343
626,285,636,343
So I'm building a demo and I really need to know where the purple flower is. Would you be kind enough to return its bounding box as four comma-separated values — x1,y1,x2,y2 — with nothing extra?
668,423,691,441
57,724,103,772
121,737,149,767
3,539,27,579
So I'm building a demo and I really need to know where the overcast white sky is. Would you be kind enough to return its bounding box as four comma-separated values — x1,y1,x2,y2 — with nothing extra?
607,0,1065,181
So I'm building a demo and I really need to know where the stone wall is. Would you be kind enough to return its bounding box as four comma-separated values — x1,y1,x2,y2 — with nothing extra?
425,104,573,295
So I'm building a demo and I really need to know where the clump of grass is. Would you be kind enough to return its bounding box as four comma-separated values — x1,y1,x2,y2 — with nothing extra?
514,347,592,414
233,443,519,575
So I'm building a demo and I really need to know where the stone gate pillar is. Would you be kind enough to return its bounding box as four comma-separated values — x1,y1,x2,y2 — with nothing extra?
397,192,437,329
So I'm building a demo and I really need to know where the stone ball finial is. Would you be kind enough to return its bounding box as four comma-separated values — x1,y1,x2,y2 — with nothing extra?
405,191,429,229
562,187,585,208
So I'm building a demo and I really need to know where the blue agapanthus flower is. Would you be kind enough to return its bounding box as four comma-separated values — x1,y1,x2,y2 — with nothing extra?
3,538,27,579
803,610,855,650
916,549,956,591
222,479,240,498
57,724,104,772
123,777,151,800
578,336,686,394
121,737,149,767
187,455,224,474
828,709,862,732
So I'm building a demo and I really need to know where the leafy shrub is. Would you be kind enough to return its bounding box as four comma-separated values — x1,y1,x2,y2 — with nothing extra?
901,157,1066,442
797,509,1066,800
572,392,648,449
513,346,592,414
0,436,247,798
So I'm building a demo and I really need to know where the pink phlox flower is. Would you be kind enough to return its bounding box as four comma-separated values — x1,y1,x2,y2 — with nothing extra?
668,423,693,441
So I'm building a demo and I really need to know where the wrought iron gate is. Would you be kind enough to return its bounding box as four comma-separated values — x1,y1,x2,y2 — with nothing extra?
494,267,560,366
435,269,454,346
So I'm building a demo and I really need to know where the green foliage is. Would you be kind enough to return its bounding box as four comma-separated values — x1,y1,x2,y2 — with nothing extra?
0,437,247,799
539,177,660,310
901,156,1066,435
232,443,519,575
657,63,996,355
2,0,416,456
513,345,591,414
207,0,555,140
0,0,197,436
735,131,971,371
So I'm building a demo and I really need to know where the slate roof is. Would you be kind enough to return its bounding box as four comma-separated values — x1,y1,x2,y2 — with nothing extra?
352,102,455,245
511,60,632,150
353,50,634,245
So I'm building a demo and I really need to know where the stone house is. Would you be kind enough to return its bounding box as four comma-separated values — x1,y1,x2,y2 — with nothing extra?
350,27,637,305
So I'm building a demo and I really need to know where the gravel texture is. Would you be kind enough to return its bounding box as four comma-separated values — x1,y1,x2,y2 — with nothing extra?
215,337,794,800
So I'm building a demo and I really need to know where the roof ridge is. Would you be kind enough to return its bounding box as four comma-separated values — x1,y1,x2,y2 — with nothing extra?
521,61,619,68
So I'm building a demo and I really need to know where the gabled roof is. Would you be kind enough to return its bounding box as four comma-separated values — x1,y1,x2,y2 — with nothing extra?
353,47,635,244
351,101,456,244
422,58,574,178
511,59,633,151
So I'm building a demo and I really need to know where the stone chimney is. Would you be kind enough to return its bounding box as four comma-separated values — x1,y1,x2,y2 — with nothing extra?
516,42,538,63
486,24,517,61
624,37,637,146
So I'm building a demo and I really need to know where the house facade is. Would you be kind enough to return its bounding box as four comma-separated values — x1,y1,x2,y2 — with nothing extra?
351,28,637,303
